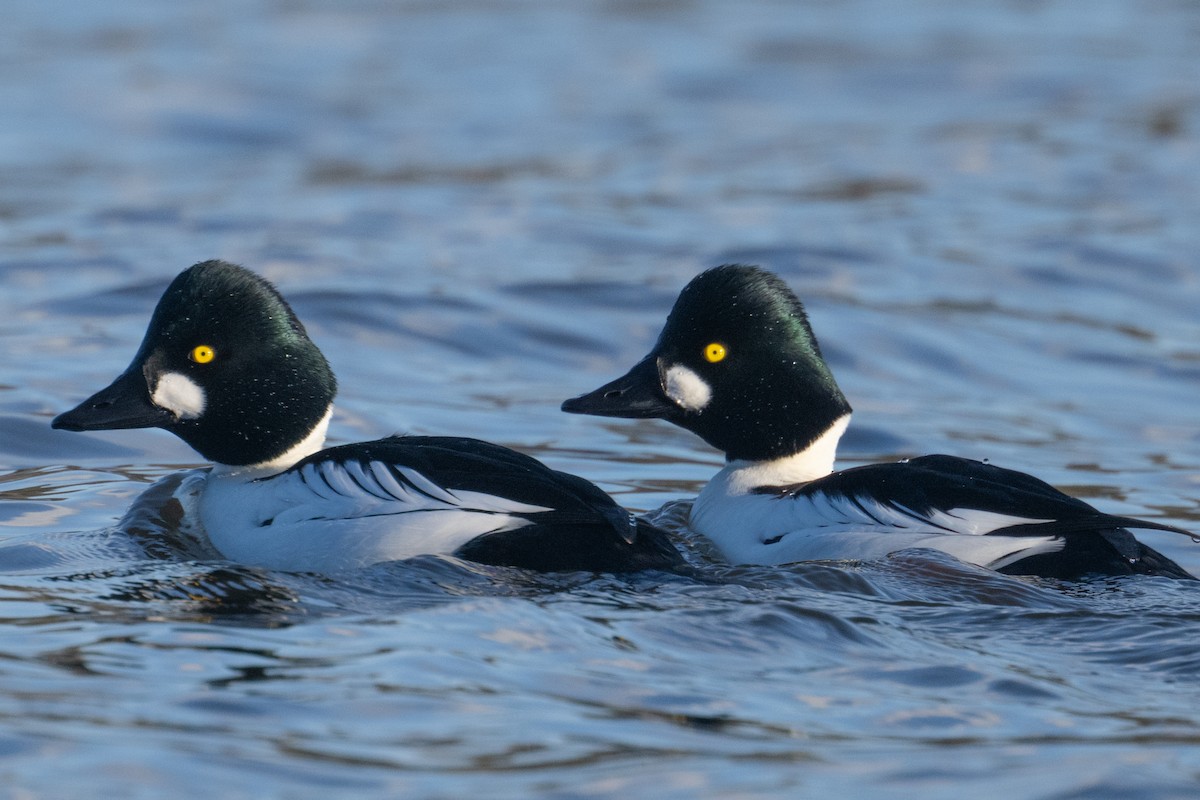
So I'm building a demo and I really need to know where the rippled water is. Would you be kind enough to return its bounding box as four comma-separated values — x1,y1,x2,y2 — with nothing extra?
6,1,1200,796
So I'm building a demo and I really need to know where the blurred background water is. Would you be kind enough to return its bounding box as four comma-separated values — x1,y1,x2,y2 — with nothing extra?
5,0,1200,797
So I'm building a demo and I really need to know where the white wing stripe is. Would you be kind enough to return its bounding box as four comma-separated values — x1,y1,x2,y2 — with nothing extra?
342,460,393,502
785,492,1054,537
275,460,555,520
321,460,362,498
299,463,339,500
368,460,411,501
927,507,1053,535
394,465,463,505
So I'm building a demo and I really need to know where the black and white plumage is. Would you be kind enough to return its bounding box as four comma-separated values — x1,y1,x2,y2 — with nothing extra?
692,454,1194,579
563,264,1195,580
53,260,682,574
199,435,680,573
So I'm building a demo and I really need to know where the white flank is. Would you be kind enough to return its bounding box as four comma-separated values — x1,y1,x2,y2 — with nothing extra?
197,454,552,572
690,445,1064,570
663,364,712,412
151,372,206,419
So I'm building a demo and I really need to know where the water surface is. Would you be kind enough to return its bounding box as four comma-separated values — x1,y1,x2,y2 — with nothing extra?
5,1,1200,797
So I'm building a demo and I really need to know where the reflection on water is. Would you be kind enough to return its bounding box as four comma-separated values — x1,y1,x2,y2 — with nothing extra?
5,0,1200,797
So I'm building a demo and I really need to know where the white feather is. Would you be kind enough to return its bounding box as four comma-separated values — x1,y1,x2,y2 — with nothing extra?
723,415,850,491
663,364,712,412
691,474,1062,569
151,372,206,419
197,459,552,572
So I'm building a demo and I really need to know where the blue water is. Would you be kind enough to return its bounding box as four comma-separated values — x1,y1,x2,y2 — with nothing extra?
5,0,1200,796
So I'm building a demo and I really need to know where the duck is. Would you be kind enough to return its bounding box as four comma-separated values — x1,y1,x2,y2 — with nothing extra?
561,264,1195,580
52,260,682,574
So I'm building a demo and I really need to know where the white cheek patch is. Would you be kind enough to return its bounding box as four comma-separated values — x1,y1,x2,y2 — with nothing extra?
152,371,207,420
663,363,713,412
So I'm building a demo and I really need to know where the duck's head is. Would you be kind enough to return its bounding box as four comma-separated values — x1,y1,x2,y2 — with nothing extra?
562,264,851,462
52,260,337,468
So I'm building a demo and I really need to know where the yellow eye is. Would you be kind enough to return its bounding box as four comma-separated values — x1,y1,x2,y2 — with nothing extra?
189,345,216,364
704,342,727,363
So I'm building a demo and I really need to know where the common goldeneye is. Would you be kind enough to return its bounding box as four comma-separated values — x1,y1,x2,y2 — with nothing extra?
562,264,1194,580
53,260,682,574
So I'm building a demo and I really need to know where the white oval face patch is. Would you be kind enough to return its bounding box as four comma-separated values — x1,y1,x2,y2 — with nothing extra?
663,363,712,412
152,371,207,420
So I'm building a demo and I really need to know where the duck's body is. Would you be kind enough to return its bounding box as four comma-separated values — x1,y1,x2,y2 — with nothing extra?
692,451,1193,578
54,260,681,574
199,435,676,573
563,264,1194,580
